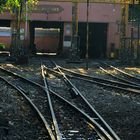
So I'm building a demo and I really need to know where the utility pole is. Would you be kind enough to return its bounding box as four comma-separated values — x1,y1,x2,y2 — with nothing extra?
86,0,89,70
70,0,79,61
120,1,128,62
137,15,140,61
25,1,28,41
137,3,140,63
25,0,30,55
130,0,135,60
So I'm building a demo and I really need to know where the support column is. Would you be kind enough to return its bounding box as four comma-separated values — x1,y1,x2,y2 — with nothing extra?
70,0,79,60
86,0,89,69
120,3,129,62
137,9,140,64
24,2,30,54
24,21,30,52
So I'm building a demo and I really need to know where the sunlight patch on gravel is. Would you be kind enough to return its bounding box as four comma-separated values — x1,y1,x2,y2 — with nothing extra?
77,68,87,74
125,67,140,74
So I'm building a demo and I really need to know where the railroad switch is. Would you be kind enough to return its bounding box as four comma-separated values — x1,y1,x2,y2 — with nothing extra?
69,87,79,99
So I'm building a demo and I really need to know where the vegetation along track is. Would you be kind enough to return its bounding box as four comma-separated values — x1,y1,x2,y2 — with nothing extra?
98,62,140,87
43,61,120,140
46,63,140,94
0,65,118,139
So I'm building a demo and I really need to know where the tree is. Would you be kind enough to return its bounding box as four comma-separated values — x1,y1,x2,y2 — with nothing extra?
0,0,6,12
0,0,38,63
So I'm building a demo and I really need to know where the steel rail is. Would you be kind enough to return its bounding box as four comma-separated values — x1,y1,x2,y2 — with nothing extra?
103,62,140,82
49,90,114,140
44,64,120,140
3,62,139,92
0,65,60,139
41,72,115,140
45,66,140,94
98,64,140,87
41,65,62,140
0,65,118,139
0,76,55,140
0,66,44,88
57,65,140,90
69,74,140,94
50,61,80,97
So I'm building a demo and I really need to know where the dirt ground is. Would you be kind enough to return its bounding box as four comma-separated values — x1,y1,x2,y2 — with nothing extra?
0,57,140,140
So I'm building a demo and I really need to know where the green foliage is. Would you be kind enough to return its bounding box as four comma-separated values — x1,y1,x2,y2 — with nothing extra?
0,0,38,14
0,0,38,58
0,0,6,12
6,0,21,9
0,43,5,50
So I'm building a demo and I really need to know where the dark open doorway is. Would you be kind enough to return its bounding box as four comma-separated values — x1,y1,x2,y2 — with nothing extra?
78,22,108,59
0,20,10,27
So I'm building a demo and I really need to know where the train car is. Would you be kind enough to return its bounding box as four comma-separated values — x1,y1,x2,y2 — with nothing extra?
34,28,60,55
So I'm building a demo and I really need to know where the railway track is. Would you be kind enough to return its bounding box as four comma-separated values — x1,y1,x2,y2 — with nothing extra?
0,65,120,139
0,77,52,140
98,62,140,87
42,61,120,140
45,63,140,94
0,69,57,139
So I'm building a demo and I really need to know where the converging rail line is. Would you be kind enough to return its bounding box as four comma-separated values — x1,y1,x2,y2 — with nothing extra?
0,65,120,139
98,62,140,87
0,77,55,139
43,61,120,140
0,68,56,139
46,63,140,94
41,64,62,140
42,64,119,140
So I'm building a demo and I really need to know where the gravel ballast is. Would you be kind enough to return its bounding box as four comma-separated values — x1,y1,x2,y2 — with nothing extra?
0,57,140,140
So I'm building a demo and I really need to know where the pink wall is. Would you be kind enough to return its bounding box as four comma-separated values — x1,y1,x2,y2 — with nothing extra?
29,2,121,23
32,2,121,57
0,2,126,57
78,3,121,23
30,2,72,21
0,12,11,20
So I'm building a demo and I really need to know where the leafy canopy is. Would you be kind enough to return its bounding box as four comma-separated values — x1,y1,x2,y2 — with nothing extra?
0,0,38,13
0,0,6,12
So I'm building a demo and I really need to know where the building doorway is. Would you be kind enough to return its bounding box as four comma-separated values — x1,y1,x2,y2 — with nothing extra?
78,22,108,59
30,21,64,55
